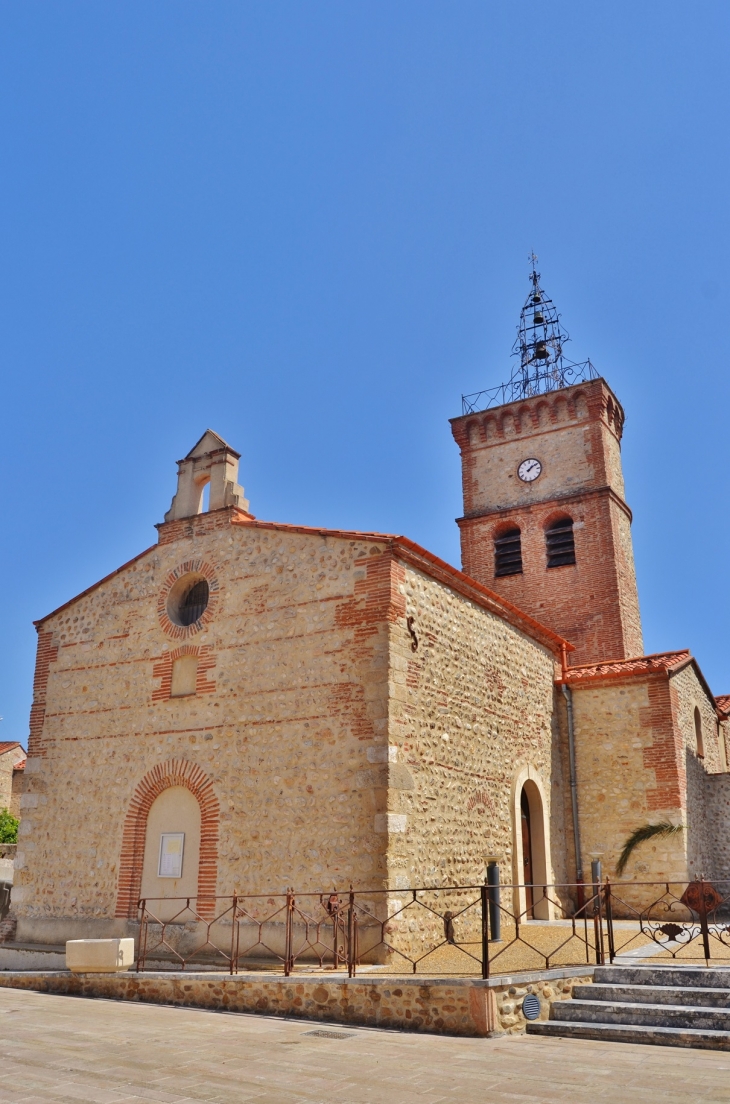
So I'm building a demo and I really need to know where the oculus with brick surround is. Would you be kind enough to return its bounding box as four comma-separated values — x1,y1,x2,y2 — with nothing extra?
4,263,730,1015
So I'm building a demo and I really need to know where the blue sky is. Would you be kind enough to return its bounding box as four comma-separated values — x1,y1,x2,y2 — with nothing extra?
2,2,729,744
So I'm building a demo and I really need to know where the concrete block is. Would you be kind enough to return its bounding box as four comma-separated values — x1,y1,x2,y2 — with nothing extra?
66,938,135,973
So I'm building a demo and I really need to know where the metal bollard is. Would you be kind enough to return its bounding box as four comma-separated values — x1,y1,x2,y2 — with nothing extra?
487,861,501,943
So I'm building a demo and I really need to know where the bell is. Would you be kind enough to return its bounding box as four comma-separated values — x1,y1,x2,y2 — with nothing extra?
532,293,541,304
534,340,549,360
533,311,544,325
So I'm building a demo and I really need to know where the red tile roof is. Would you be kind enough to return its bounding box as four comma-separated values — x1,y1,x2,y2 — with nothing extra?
562,649,692,685
716,695,730,717
0,741,24,755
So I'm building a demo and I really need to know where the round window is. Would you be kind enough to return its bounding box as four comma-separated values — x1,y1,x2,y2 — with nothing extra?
166,575,210,628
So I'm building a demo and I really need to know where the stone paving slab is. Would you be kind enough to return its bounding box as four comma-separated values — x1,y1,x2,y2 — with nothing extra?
1,986,730,1102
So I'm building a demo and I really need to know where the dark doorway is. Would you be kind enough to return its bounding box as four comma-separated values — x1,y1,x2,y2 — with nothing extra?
521,788,534,917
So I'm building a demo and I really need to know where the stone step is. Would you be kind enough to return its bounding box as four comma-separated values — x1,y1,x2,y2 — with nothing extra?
526,1019,730,1051
574,983,730,1008
594,965,730,989
552,998,730,1032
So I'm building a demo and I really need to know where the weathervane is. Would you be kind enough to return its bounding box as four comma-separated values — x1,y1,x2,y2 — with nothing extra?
461,255,599,414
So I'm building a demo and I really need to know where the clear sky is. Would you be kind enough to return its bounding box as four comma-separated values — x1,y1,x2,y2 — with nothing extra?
2,2,729,745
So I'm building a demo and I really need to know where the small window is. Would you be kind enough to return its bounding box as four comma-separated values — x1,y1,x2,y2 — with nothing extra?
170,655,198,698
495,528,523,577
546,518,576,568
694,706,705,759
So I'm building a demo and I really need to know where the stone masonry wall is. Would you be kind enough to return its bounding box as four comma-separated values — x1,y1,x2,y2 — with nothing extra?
0,968,593,1038
567,663,729,895
383,558,563,935
567,675,689,886
670,663,727,881
15,510,565,947
15,517,398,935
705,773,730,883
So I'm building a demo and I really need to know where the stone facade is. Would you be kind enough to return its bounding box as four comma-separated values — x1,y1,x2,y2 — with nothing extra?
705,774,730,883
559,653,728,891
14,476,566,944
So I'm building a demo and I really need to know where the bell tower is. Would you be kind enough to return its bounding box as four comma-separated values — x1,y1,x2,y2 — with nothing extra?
450,259,642,665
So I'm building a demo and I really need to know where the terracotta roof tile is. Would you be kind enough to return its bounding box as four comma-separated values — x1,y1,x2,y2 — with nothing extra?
563,649,692,684
0,741,23,755
715,695,730,717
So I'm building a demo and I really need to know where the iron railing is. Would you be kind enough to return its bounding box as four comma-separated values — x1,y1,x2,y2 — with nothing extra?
135,877,730,977
461,359,599,414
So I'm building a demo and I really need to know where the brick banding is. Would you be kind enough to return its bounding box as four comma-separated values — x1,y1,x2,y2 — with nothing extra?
115,759,220,918
151,644,217,702
28,630,59,757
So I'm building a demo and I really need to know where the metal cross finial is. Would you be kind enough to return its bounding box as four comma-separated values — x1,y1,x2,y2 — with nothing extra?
529,252,539,285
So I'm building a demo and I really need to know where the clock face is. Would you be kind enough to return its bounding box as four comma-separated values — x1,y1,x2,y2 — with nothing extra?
518,458,542,483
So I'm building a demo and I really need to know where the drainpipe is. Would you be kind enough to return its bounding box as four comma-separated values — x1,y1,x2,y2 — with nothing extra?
561,682,583,889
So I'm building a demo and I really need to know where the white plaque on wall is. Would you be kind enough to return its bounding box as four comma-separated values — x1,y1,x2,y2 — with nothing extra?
158,833,185,878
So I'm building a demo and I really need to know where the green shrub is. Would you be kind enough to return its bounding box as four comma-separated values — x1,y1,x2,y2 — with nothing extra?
0,808,19,844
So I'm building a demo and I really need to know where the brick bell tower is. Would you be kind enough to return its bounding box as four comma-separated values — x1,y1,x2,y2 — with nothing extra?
450,259,642,665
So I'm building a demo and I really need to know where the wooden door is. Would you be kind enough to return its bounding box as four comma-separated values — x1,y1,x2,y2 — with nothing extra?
521,788,534,918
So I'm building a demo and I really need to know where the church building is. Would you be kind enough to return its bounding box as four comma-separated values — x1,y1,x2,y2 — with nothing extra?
11,263,730,946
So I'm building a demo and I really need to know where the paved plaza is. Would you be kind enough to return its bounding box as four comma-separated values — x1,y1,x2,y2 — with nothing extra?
1,986,729,1103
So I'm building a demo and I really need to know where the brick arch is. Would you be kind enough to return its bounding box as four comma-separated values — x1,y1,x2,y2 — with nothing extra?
492,518,522,539
115,759,220,918
542,508,574,531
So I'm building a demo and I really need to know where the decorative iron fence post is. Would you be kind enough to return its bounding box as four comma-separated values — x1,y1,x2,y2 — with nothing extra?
284,889,294,977
229,893,238,975
347,887,356,978
591,860,604,965
480,881,490,979
699,877,711,964
604,878,615,964
136,898,147,972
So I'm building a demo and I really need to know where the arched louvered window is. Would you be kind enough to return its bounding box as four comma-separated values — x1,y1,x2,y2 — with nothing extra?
180,579,209,626
546,518,576,568
494,528,523,577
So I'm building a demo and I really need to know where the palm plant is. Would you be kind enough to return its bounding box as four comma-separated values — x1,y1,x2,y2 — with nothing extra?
615,821,683,876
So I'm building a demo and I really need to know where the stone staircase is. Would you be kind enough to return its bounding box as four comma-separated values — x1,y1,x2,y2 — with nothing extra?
527,965,730,1049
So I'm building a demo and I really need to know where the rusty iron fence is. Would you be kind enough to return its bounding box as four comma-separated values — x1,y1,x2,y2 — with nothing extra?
135,877,730,977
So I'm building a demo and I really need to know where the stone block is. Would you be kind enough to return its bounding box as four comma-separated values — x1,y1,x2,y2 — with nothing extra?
65,938,135,973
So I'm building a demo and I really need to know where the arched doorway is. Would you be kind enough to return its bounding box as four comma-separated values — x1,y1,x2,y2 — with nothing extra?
512,767,553,921
115,758,220,920
140,786,201,920
520,788,535,917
